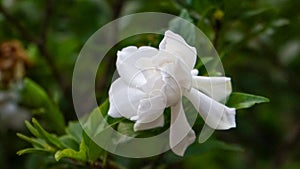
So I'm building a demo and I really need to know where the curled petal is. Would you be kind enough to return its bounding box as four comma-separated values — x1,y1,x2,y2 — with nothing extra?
117,46,138,60
108,101,122,118
139,70,164,94
170,101,196,156
159,30,197,70
134,114,164,131
135,94,166,124
117,46,158,87
108,78,146,119
192,76,232,102
160,56,192,90
184,88,236,130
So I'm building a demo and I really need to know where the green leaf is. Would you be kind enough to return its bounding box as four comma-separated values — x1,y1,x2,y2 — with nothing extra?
55,138,87,162
31,118,65,149
211,140,244,152
80,101,124,162
169,9,196,45
65,121,82,144
25,120,41,138
17,148,53,156
83,132,103,162
16,133,45,149
226,92,269,109
59,135,79,150
117,121,137,137
20,78,65,133
186,140,243,157
195,57,214,69
99,99,109,116
164,140,243,164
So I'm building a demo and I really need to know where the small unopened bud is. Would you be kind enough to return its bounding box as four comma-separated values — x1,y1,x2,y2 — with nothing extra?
214,9,224,21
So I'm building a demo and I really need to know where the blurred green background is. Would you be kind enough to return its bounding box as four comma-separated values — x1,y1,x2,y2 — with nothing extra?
0,0,299,169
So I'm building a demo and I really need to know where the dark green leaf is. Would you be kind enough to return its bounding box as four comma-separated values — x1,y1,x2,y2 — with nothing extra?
195,57,214,69
54,138,87,162
117,121,137,137
83,132,103,162
226,92,269,109
65,121,82,144
16,133,45,149
24,120,41,138
32,118,65,149
20,78,65,133
59,135,80,150
17,148,53,156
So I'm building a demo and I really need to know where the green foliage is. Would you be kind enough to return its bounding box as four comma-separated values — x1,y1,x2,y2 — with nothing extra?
17,101,122,167
227,92,269,109
20,78,65,133
1,0,298,168
54,138,87,162
15,3,270,168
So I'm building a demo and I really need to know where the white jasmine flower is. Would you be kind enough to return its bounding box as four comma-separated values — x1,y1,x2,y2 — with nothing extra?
108,30,236,156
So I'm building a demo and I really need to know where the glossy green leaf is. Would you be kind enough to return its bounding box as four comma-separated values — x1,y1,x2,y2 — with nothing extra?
54,138,87,162
31,118,65,149
82,132,103,162
59,135,79,150
164,140,243,164
20,78,65,133
16,133,45,149
24,120,42,138
195,57,214,69
186,140,243,157
226,92,269,109
80,101,126,162
117,121,137,137
17,148,53,156
65,121,82,144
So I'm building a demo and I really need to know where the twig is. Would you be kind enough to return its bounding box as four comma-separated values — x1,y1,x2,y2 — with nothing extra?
40,0,53,44
36,0,67,90
96,0,125,93
0,4,36,43
0,2,75,120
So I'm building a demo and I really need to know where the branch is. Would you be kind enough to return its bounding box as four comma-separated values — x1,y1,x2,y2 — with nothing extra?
0,4,36,43
40,0,53,44
96,0,125,93
36,0,67,89
0,2,72,115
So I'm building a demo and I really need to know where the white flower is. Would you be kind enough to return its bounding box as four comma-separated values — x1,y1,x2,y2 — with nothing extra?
108,30,236,156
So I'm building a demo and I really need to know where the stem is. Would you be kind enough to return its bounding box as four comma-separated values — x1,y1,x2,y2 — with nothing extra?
96,0,125,94
0,4,36,42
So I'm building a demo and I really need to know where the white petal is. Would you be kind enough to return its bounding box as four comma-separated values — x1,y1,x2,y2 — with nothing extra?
133,94,166,131
136,94,166,123
117,46,158,88
108,78,146,119
108,101,122,118
170,101,196,156
134,114,164,131
139,70,164,94
160,56,192,90
151,50,192,90
192,76,232,102
184,88,236,130
117,46,138,60
159,30,197,70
